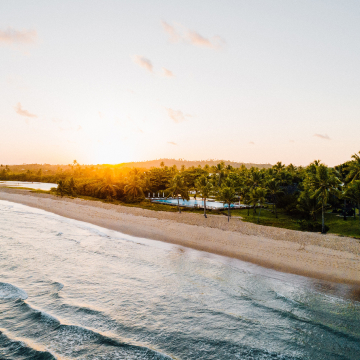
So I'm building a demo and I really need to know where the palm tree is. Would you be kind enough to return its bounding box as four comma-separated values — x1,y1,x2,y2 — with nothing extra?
346,151,360,182
266,179,283,218
247,169,263,213
218,186,237,222
273,161,285,172
308,164,341,233
344,180,360,226
166,174,189,213
56,180,67,197
213,162,225,187
249,187,267,223
297,187,321,221
195,175,213,218
97,174,119,201
68,177,77,196
124,175,144,202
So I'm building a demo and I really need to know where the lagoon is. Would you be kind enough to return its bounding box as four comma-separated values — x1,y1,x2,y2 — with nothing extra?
0,180,57,191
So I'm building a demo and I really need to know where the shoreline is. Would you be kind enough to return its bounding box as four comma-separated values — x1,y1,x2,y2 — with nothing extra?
1,187,360,286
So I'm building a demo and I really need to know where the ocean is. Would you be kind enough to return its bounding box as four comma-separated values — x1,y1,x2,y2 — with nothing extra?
0,200,359,359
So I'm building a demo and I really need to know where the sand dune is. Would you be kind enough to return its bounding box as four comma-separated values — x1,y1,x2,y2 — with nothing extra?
1,187,359,286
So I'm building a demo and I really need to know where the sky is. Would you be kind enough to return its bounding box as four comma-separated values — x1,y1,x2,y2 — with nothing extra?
1,0,360,166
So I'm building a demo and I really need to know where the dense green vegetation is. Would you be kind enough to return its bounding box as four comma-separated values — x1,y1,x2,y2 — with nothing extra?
1,151,360,237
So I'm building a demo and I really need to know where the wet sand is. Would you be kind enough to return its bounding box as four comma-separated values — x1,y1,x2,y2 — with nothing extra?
1,187,359,286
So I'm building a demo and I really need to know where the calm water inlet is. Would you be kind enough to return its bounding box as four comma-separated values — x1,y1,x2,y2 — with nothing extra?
0,200,359,359
0,181,57,191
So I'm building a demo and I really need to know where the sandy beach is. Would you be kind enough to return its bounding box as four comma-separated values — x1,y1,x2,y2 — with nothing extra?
1,187,360,286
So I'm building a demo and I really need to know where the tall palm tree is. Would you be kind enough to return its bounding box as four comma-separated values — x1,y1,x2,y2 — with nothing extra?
195,175,213,218
297,187,321,221
249,187,267,223
217,186,237,222
346,151,360,182
124,175,144,202
56,180,66,197
273,161,285,172
68,177,77,196
344,180,360,226
166,174,189,213
266,179,283,218
308,164,341,233
97,174,119,201
213,162,225,187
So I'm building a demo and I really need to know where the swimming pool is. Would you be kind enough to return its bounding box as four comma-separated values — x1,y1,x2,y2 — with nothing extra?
152,198,247,209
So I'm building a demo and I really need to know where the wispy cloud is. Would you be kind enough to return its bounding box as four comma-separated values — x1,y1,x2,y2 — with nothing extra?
165,107,191,123
14,102,37,118
161,21,179,42
249,141,255,145
133,55,153,73
0,27,37,45
314,133,330,140
167,141,177,145
162,67,174,77
161,21,225,50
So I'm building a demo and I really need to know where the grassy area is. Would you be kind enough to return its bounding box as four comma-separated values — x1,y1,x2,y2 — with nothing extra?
324,212,360,238
230,207,302,231
228,206,360,238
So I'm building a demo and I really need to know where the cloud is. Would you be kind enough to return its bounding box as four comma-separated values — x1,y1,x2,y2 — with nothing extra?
165,107,191,123
314,133,330,140
161,21,225,49
161,21,179,42
0,27,37,45
289,140,295,143
133,55,153,73
162,67,174,77
249,141,255,145
14,103,37,118
167,141,177,145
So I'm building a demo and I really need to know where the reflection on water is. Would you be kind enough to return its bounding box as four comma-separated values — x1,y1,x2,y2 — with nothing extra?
0,200,359,359
0,180,57,191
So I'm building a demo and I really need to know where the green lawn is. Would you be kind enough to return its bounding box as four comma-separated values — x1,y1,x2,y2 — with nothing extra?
229,207,301,230
228,206,360,238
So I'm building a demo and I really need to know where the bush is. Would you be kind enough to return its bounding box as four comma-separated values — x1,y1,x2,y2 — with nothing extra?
298,220,329,233
277,193,299,215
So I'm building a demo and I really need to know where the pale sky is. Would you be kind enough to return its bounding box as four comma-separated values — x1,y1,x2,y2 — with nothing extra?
1,1,360,166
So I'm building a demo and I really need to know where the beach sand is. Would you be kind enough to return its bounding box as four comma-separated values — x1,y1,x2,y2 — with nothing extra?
1,187,359,286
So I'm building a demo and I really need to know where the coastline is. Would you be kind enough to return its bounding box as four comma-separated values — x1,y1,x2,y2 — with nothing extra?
1,187,360,286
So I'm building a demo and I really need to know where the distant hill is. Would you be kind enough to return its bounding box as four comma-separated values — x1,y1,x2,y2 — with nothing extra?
117,158,272,169
1,159,272,173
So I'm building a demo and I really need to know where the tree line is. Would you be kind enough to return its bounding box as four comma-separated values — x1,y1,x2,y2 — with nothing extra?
1,152,360,233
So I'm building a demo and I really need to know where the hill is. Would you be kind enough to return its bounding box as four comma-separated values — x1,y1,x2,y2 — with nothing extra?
117,159,272,169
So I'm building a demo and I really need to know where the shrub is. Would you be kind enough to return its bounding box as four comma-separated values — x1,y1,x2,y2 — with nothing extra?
298,220,329,233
